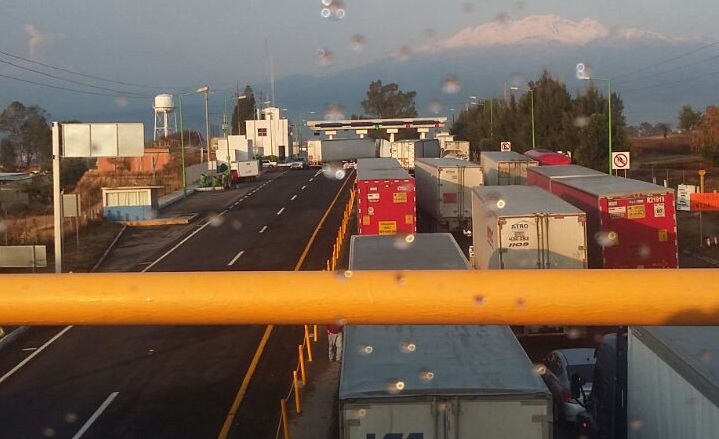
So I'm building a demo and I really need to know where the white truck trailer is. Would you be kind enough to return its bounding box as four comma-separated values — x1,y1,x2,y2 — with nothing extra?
471,185,588,270
627,326,719,439
342,234,553,439
380,139,441,171
414,158,483,233
307,138,376,166
480,151,538,185
441,140,470,160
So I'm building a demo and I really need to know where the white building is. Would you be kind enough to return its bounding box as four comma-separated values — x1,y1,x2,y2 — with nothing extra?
245,107,289,159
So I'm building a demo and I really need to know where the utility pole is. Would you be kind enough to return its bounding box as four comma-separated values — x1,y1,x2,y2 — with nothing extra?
202,86,210,164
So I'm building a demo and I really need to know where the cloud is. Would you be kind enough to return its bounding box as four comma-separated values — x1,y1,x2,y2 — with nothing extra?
24,24,60,59
416,15,680,53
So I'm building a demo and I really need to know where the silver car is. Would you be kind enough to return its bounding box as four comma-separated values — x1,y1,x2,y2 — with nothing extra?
541,348,595,423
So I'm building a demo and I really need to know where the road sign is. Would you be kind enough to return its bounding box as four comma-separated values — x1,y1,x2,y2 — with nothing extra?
612,152,630,170
690,192,719,211
676,184,697,211
500,141,511,151
62,123,144,157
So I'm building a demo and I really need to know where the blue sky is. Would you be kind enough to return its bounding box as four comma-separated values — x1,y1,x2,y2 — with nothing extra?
1,1,718,127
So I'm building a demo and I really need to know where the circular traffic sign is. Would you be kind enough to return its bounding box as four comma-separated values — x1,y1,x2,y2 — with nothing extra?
613,153,628,168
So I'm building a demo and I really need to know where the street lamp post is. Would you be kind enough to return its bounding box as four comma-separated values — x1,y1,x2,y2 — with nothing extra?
197,86,210,164
178,87,210,199
577,63,613,174
511,87,535,149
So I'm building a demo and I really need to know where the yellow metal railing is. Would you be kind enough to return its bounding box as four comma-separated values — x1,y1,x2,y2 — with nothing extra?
2,270,719,325
326,186,355,271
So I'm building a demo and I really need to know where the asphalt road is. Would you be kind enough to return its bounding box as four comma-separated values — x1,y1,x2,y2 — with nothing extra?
0,168,354,439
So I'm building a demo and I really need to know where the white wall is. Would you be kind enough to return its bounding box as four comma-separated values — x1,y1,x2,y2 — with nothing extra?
245,107,289,158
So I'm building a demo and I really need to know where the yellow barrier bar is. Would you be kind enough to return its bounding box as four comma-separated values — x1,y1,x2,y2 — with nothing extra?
292,371,301,414
298,344,306,386
1,270,719,325
280,399,290,439
304,325,313,362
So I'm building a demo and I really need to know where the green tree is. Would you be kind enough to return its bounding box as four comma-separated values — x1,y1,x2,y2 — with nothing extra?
691,105,719,163
231,86,257,135
574,114,609,171
0,138,18,171
0,101,51,168
361,80,417,118
678,105,701,133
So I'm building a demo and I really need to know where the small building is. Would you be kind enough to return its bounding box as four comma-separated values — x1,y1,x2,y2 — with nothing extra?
101,186,162,221
245,107,289,160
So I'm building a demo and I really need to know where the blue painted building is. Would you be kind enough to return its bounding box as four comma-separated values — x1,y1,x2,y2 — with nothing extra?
102,186,162,222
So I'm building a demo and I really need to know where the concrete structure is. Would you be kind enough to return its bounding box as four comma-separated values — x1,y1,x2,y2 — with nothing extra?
307,117,448,141
153,94,177,141
102,186,162,222
245,107,289,159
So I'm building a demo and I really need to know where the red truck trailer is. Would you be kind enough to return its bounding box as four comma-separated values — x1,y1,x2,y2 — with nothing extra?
528,173,678,268
356,158,416,235
523,149,572,166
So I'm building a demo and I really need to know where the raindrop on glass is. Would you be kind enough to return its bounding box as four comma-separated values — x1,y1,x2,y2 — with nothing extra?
533,363,547,376
208,213,224,227
321,0,332,6
395,272,407,286
629,418,644,431
393,46,413,61
336,317,348,326
496,199,506,209
510,73,526,89
335,8,345,19
637,244,651,259
43,428,56,437
566,327,585,340
343,270,353,279
516,297,526,307
392,234,415,250
473,295,487,306
315,48,335,67
324,103,345,120
64,413,78,423
358,344,374,355
386,379,406,394
428,100,443,114
573,116,589,128
595,231,619,248
320,8,331,18
442,75,461,94
419,369,435,381
400,342,417,353
351,34,366,51
356,408,367,418
231,220,243,230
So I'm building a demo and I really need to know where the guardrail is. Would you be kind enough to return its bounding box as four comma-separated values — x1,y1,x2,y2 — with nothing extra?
325,186,356,271
276,324,318,439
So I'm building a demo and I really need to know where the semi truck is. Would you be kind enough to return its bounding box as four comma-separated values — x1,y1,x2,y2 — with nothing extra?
527,172,679,269
470,185,588,270
480,151,538,185
526,164,605,192
230,160,261,184
307,138,376,166
379,139,441,171
414,157,483,233
356,158,416,235
441,140,470,160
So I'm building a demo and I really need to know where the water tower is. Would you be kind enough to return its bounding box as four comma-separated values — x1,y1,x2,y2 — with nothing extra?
153,94,177,141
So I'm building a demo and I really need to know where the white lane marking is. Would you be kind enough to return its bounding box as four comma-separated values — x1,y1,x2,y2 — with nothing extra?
309,178,313,182
259,225,268,234
291,195,297,201
71,392,120,439
21,347,37,352
220,209,229,215
277,207,285,215
301,185,306,190
142,221,212,272
228,250,245,266
0,326,73,385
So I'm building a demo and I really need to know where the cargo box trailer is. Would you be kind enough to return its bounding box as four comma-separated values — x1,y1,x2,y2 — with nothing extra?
526,165,605,192
441,140,470,160
340,325,553,439
528,174,678,268
356,158,416,235
480,151,539,185
230,160,260,179
307,138,376,166
349,233,470,270
382,139,441,171
414,158,483,233
523,149,572,166
471,185,588,270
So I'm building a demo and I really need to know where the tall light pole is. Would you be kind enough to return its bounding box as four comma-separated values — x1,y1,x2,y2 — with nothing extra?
178,87,209,199
511,86,535,149
577,63,613,174
223,94,247,169
197,86,210,164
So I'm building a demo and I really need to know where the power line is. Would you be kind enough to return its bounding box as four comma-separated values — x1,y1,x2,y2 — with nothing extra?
615,51,719,86
612,40,719,80
0,48,175,90
0,57,150,97
619,69,719,94
0,71,149,98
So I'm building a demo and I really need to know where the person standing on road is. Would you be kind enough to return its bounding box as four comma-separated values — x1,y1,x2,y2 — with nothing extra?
327,324,344,362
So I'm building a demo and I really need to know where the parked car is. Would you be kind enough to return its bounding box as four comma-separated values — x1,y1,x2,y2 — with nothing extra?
541,348,595,423
261,159,277,168
290,158,307,169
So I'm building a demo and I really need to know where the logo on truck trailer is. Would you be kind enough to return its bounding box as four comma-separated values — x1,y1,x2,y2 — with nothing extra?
366,434,424,439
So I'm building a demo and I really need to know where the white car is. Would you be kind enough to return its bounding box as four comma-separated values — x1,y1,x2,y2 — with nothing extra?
541,348,595,423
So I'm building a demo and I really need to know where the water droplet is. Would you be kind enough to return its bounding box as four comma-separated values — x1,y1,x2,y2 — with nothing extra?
496,199,506,209
64,413,78,423
320,8,331,18
148,349,155,355
573,116,589,128
533,364,547,376
335,8,345,19
320,0,346,20
232,220,243,230
335,169,346,179
43,428,56,437
115,95,129,107
566,327,585,340
516,297,526,307
495,12,510,25
462,3,476,13
343,270,353,279
208,213,224,227
473,295,486,306
442,75,461,94
351,34,366,51
145,297,152,302
393,46,413,61
419,369,435,381
629,418,644,431
392,234,415,250
356,408,367,418
358,344,373,354
595,231,619,248
400,342,416,353
386,379,405,394
324,103,345,120
315,48,335,67
428,100,443,114
637,244,652,259
395,273,407,286
510,73,526,89
699,348,713,364
576,62,593,79
321,0,332,6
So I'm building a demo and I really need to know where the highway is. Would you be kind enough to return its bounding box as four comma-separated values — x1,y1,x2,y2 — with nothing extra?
0,168,353,439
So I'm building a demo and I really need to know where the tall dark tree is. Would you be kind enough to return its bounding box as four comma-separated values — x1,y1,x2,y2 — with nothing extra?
691,105,719,163
361,80,417,118
0,101,51,168
0,138,18,171
678,105,702,133
231,85,257,135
